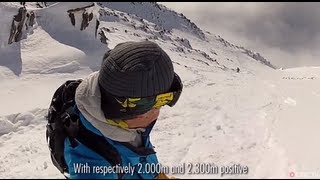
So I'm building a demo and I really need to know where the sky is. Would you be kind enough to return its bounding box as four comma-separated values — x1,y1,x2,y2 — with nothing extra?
160,2,320,68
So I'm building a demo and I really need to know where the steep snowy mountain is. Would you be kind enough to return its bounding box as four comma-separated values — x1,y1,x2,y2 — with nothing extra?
0,2,318,179
0,2,275,76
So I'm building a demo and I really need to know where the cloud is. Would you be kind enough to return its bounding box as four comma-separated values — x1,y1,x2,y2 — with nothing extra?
160,2,320,68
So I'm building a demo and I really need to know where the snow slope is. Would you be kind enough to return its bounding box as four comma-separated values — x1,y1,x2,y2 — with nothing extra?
0,2,318,179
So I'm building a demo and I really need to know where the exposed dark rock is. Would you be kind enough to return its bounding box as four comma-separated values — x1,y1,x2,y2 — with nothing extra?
80,11,90,30
68,12,75,26
8,7,28,44
243,49,276,69
24,11,35,30
95,19,100,38
36,2,43,8
98,30,108,44
66,3,95,31
88,12,93,21
13,7,25,22
28,11,35,27
175,37,192,49
67,3,95,13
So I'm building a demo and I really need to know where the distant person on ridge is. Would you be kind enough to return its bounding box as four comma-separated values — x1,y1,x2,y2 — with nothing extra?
236,67,240,73
46,41,183,179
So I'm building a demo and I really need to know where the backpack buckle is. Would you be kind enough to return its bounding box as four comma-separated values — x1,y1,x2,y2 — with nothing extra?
46,123,55,133
61,107,79,138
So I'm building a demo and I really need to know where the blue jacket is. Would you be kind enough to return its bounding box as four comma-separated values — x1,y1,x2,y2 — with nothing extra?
63,111,160,179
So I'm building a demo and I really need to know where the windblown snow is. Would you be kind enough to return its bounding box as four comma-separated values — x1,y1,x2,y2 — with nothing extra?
0,2,319,179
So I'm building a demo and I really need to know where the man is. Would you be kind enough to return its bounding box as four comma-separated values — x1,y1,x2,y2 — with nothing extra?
46,41,183,179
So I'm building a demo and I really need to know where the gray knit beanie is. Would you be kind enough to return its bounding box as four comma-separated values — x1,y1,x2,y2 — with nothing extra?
98,41,175,98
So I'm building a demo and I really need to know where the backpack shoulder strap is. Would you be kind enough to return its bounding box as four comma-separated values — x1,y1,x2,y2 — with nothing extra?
73,107,124,178
47,80,123,177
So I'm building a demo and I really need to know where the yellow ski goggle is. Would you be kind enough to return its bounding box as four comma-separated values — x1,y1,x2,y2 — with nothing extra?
106,91,179,128
101,73,183,121
115,91,175,110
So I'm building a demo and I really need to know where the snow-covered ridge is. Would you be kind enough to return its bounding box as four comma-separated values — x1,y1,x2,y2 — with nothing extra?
97,2,275,69
97,2,206,40
0,2,275,77
214,35,276,69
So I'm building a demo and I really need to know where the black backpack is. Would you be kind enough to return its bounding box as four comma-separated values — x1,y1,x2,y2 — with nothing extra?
45,80,122,177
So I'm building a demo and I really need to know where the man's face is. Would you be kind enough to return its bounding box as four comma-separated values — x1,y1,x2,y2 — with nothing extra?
124,108,160,129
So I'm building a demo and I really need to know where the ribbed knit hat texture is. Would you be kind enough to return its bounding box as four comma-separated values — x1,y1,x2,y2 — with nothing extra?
98,41,174,98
